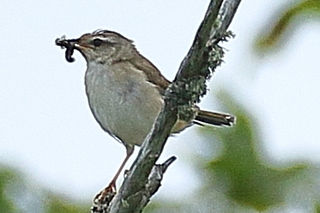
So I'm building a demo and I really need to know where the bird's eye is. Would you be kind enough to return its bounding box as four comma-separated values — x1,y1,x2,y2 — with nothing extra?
92,39,103,47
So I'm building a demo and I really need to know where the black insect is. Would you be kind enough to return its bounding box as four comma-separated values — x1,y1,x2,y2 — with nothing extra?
55,36,78,63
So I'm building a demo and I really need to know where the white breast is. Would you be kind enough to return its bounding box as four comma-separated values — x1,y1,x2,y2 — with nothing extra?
84,61,163,146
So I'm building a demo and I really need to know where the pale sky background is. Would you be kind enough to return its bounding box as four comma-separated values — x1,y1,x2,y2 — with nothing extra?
1,0,320,203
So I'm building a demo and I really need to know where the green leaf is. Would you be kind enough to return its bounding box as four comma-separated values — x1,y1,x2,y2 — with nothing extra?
203,91,307,211
0,168,17,213
46,194,87,213
255,0,320,51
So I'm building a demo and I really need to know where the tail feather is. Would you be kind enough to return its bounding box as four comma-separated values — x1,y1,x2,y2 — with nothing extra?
195,110,235,126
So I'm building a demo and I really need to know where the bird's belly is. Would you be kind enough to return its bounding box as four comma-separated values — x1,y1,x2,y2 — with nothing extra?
85,73,163,146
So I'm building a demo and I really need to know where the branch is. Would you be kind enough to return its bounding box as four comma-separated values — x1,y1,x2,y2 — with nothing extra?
91,0,241,212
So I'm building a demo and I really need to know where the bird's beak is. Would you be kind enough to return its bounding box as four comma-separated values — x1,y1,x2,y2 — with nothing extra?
55,36,80,63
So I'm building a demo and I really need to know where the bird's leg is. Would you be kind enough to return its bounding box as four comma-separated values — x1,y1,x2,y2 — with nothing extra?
107,145,134,191
93,145,134,206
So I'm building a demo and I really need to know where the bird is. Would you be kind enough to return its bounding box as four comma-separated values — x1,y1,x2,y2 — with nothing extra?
55,29,235,196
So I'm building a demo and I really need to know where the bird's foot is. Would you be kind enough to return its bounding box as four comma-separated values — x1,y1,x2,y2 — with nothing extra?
91,183,116,213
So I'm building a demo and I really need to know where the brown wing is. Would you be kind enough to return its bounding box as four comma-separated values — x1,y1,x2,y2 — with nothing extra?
128,49,235,127
129,51,171,94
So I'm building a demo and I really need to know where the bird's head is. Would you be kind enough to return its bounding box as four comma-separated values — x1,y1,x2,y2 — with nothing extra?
56,29,135,64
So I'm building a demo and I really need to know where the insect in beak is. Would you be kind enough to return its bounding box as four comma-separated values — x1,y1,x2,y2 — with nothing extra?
55,36,79,63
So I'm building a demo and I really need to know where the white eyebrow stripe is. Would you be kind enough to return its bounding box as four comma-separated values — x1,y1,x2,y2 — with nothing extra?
92,36,116,43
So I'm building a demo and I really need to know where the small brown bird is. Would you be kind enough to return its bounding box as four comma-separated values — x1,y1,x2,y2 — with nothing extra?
56,29,234,194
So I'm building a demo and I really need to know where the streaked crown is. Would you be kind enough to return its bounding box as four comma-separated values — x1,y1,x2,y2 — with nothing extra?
76,30,136,63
